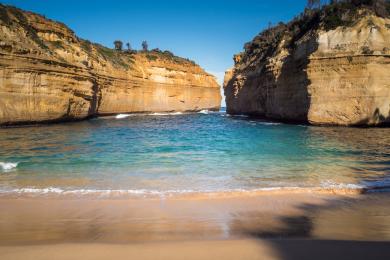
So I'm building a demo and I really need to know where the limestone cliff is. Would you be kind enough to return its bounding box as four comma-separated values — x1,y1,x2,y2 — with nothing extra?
224,3,390,126
0,5,221,126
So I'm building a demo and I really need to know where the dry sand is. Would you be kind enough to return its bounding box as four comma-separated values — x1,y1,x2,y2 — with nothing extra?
1,191,390,259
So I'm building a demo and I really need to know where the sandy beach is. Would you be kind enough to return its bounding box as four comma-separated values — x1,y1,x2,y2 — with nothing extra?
1,191,390,259
2,239,390,260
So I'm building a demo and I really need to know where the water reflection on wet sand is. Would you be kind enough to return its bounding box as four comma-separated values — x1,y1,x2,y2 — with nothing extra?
1,192,390,245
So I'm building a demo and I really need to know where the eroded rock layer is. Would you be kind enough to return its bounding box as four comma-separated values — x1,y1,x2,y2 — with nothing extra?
224,7,390,126
0,5,221,125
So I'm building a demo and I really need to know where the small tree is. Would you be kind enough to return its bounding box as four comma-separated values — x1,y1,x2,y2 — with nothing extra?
373,0,389,17
114,40,123,51
307,0,321,9
126,42,132,51
142,40,148,51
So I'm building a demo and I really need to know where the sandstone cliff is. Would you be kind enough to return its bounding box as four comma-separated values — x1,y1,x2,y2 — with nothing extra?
0,5,221,126
224,2,390,126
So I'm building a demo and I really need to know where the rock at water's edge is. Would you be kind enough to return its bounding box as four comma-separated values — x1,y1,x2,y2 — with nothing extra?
224,7,390,126
0,4,221,126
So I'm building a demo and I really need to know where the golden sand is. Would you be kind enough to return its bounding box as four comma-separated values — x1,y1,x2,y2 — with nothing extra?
1,192,390,259
2,239,390,260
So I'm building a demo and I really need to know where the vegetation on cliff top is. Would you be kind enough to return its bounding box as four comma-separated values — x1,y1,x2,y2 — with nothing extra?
236,0,390,69
79,39,197,69
0,4,199,70
109,39,197,66
144,49,197,65
0,4,48,51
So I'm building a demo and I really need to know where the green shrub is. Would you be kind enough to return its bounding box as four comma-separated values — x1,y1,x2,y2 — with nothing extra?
0,5,11,25
95,44,130,69
52,40,64,49
146,54,158,61
361,46,373,54
7,6,48,50
80,40,92,53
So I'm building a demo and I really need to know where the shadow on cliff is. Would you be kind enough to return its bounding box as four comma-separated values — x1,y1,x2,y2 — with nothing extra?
224,16,323,125
354,108,390,127
87,78,101,117
266,34,319,124
229,193,390,260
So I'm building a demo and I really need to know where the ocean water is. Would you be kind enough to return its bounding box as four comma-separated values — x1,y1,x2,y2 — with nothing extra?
0,110,389,197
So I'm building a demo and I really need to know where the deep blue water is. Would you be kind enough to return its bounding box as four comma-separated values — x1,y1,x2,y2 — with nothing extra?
0,111,389,195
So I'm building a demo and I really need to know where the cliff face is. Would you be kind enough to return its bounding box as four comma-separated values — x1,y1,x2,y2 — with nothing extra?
0,5,221,126
224,6,390,126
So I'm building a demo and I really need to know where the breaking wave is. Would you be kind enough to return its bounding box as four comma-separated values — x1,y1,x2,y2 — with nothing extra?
0,162,18,171
149,112,183,116
115,114,131,119
0,182,380,199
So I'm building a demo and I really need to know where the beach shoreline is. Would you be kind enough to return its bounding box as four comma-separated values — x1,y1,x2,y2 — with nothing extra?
1,190,390,259
0,184,370,200
1,191,390,243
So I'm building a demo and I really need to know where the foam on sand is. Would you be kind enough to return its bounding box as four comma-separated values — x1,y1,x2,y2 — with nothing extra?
0,183,374,199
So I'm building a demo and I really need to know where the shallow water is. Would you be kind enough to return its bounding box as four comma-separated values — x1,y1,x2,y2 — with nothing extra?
0,110,389,196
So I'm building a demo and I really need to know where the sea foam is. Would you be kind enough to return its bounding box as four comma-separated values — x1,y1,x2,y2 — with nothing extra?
115,114,131,119
0,183,369,198
149,112,183,116
0,162,18,171
198,110,209,114
260,122,281,126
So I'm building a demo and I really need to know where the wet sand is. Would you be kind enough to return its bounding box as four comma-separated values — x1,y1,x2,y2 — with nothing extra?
2,240,390,260
1,192,390,259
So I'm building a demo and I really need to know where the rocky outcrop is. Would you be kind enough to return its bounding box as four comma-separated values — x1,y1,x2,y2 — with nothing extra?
0,5,221,126
224,5,390,126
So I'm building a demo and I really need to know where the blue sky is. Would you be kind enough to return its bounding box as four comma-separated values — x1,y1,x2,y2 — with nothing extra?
3,0,308,105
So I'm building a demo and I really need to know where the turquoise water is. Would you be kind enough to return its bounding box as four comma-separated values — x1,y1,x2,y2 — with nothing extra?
0,110,389,196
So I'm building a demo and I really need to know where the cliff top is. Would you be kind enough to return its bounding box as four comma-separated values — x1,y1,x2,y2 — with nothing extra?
0,4,214,78
234,0,390,72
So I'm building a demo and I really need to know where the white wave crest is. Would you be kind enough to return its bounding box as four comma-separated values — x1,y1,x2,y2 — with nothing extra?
2,187,197,197
149,112,183,116
260,122,281,126
198,110,209,114
0,183,368,198
232,114,249,118
13,187,64,194
320,180,363,190
115,114,131,119
0,162,18,171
